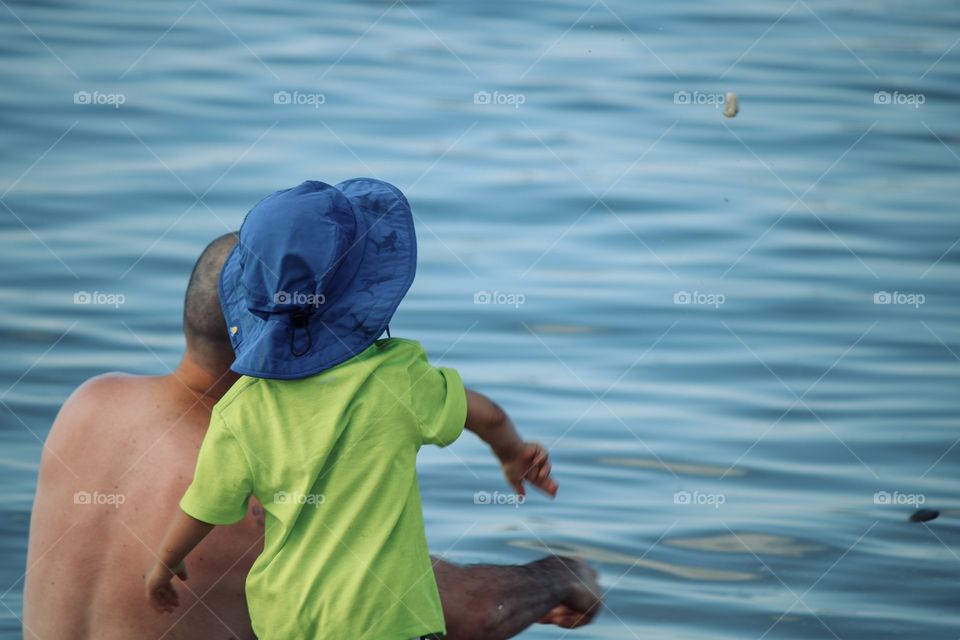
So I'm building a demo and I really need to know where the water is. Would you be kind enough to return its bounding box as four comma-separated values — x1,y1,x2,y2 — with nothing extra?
2,1,959,637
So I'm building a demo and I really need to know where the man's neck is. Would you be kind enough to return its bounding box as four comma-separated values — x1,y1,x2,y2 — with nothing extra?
171,352,239,406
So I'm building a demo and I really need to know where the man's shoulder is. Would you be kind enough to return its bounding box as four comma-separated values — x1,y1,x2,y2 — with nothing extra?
74,370,141,394
48,372,166,445
40,372,157,474
59,372,156,416
60,371,162,414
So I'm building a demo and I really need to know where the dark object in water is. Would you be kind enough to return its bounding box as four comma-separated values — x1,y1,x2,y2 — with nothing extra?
908,508,939,523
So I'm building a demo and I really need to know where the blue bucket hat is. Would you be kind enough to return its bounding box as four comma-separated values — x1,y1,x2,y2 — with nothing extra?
218,178,416,379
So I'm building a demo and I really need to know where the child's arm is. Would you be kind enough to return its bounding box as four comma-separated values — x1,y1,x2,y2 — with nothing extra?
465,387,558,497
144,509,216,613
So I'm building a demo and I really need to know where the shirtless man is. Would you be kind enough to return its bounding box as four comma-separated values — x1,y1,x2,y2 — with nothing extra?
23,232,601,639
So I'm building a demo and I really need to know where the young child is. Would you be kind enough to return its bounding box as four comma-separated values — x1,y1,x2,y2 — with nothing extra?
145,179,557,639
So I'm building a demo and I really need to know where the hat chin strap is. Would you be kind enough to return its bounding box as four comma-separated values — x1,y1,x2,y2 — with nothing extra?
289,311,313,357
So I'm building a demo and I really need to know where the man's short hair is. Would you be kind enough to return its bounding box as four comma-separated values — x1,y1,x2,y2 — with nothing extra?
183,232,238,364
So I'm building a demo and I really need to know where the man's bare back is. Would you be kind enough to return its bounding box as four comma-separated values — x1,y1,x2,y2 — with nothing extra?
24,372,263,640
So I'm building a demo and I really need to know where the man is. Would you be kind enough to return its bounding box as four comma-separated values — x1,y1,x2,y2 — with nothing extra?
23,232,601,639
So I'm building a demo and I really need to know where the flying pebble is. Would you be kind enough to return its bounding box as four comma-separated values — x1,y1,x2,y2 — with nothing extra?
723,92,739,118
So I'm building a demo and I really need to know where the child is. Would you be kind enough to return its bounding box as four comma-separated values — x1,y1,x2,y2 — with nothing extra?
145,179,557,639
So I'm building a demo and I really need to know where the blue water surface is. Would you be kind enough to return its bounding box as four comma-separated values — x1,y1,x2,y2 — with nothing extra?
1,1,959,638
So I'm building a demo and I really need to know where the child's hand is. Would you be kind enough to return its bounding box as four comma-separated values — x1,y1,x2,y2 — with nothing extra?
501,441,558,497
463,388,558,497
145,560,188,613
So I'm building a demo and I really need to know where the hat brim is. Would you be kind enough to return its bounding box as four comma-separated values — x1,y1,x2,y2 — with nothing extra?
218,178,417,379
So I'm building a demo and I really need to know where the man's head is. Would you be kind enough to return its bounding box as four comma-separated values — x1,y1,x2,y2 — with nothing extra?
183,232,238,373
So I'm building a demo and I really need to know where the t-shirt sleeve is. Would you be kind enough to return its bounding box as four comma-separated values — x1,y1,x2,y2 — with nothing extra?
409,352,468,448
180,410,253,525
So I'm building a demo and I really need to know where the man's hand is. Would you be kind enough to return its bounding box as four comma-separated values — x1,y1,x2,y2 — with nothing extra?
537,556,602,628
501,441,558,497
145,560,187,614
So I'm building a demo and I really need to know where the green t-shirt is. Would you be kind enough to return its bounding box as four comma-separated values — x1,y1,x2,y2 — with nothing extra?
180,338,467,640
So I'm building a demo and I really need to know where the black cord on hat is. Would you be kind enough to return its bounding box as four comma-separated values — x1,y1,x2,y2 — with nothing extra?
290,311,313,357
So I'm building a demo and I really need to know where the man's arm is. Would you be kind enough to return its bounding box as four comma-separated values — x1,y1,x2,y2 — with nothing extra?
465,387,558,497
145,509,216,613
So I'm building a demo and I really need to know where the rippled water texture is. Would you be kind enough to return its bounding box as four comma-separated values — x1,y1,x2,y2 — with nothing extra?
1,1,959,638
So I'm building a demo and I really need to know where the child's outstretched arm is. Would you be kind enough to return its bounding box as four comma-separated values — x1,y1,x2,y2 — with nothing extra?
145,509,216,613
465,387,558,497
